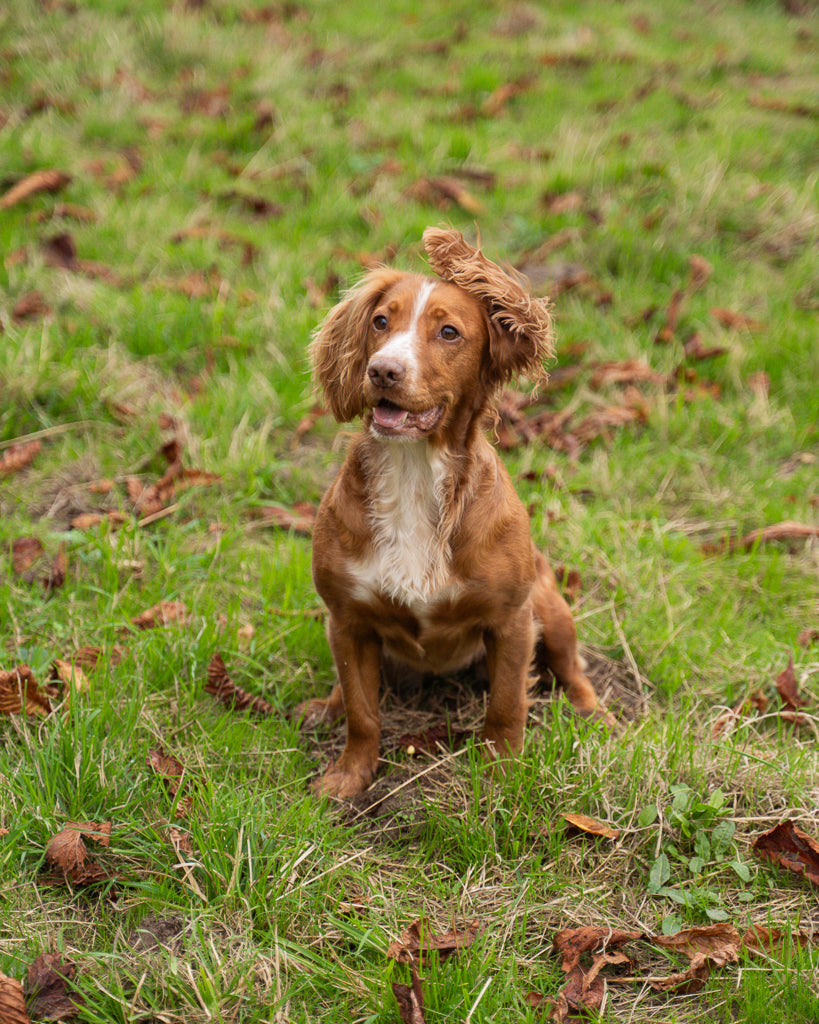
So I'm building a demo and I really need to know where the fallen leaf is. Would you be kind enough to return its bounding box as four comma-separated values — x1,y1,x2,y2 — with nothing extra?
589,359,664,388
748,95,819,119
50,659,90,695
0,169,71,209
707,520,819,555
683,334,727,361
712,688,768,738
0,666,52,717
387,919,481,968
70,646,124,671
11,537,44,575
563,813,620,840
43,545,67,591
555,565,582,603
147,747,193,815
11,291,50,322
70,511,127,531
710,307,765,331
0,971,30,1024
687,254,713,290
44,821,112,886
205,653,274,716
752,820,819,886
24,953,82,1021
0,441,41,476
392,965,426,1024
651,923,740,967
480,75,535,117
775,657,809,712
252,503,316,536
655,287,686,344
573,399,648,445
553,927,643,974
131,601,189,630
645,953,711,994
742,924,812,957
168,827,193,857
405,176,483,215
798,628,819,647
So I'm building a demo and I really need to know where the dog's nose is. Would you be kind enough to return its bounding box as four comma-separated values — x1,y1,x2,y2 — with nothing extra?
367,357,405,389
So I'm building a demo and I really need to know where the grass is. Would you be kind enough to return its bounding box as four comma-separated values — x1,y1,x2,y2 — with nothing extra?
2,0,819,1020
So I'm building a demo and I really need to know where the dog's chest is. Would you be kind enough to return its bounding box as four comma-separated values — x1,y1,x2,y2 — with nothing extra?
349,443,455,608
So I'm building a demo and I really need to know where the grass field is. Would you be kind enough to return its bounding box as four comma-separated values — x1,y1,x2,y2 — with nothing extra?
2,0,819,1020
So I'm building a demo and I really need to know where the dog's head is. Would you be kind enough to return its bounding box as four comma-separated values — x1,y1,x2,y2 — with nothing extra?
309,229,554,439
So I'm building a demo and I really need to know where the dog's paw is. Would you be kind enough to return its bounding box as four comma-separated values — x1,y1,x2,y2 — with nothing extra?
313,762,375,800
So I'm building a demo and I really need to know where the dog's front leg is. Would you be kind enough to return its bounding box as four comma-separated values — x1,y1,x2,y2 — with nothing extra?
482,607,535,757
314,618,382,799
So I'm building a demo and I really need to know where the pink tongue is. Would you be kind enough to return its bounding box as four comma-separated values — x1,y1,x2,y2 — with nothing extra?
373,404,409,429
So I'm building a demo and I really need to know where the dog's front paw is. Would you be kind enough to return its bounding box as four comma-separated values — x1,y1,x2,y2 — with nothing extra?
313,757,376,799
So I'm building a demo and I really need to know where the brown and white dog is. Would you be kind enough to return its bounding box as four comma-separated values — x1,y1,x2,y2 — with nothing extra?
300,228,611,798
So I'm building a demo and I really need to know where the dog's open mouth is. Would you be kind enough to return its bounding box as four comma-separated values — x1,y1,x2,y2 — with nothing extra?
371,400,444,437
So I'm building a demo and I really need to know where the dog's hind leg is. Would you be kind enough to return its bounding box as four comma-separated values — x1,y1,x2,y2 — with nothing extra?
530,551,615,726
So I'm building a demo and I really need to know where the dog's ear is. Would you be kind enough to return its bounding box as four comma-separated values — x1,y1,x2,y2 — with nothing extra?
309,268,403,422
423,226,554,389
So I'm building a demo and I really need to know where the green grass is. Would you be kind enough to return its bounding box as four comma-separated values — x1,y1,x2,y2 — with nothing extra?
2,0,819,1020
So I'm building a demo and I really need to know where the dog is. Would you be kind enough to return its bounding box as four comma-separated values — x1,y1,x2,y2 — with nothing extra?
299,227,612,798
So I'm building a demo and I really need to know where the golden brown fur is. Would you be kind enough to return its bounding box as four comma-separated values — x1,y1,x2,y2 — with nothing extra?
300,228,611,798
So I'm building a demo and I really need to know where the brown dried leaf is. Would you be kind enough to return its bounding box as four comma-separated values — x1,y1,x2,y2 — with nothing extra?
563,812,620,840
45,821,112,886
573,401,647,445
0,972,30,1024
798,628,819,647
205,653,274,716
24,953,81,1021
553,927,643,973
387,919,481,968
405,176,483,215
70,511,127,531
752,820,819,886
0,441,41,476
683,334,727,361
392,965,426,1024
70,646,123,671
742,924,812,957
480,76,535,117
775,656,809,712
589,359,664,388
168,827,193,857
50,659,90,696
43,545,67,591
655,287,686,344
711,688,768,738
11,537,44,575
0,666,52,717
11,291,50,322
0,169,71,210
710,307,765,331
646,953,711,993
709,520,819,555
687,254,713,290
253,503,316,536
652,923,741,966
131,601,189,630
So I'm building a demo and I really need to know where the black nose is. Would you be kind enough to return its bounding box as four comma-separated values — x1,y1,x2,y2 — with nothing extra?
367,357,405,389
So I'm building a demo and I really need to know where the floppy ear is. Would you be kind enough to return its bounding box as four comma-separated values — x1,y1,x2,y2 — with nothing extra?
422,226,554,389
309,268,403,422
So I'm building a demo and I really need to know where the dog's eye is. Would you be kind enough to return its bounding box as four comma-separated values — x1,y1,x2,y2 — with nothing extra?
440,324,460,341
372,315,388,331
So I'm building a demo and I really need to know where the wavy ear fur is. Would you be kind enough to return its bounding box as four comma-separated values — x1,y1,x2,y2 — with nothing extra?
310,268,404,422
423,226,554,389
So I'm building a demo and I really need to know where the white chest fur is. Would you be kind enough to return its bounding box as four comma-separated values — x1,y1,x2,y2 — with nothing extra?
350,441,455,607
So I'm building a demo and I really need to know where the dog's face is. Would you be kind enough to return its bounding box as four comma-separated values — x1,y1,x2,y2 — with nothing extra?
361,273,491,440
311,257,551,434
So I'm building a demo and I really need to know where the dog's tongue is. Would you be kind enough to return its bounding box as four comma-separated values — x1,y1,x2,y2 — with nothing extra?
372,403,409,429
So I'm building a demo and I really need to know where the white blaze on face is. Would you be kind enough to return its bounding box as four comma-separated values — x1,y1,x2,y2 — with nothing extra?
372,279,435,382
